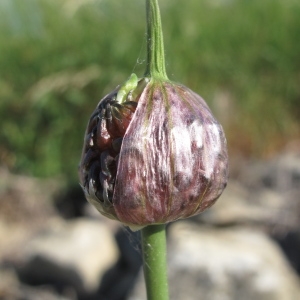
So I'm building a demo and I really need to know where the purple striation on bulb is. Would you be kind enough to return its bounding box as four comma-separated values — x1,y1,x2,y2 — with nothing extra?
79,78,228,229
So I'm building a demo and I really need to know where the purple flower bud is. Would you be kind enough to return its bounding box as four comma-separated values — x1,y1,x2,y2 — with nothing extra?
79,77,228,229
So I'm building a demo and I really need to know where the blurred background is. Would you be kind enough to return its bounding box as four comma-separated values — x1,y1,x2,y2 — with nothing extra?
0,0,300,299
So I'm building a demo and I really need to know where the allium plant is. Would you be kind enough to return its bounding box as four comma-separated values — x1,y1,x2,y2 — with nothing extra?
79,0,228,299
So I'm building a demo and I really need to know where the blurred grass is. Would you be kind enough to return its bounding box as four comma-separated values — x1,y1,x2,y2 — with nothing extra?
0,0,299,183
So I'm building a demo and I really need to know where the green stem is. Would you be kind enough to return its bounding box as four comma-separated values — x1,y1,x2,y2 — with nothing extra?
145,0,168,80
141,224,169,300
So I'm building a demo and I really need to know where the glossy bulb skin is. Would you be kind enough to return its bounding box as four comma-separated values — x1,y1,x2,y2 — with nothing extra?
79,77,228,229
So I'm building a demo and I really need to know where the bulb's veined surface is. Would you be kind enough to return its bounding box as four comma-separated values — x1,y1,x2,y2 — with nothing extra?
79,76,228,230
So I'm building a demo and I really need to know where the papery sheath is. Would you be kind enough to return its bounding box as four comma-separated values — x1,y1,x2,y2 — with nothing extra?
112,80,228,226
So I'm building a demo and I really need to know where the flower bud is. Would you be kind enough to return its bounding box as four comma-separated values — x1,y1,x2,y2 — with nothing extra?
79,75,228,229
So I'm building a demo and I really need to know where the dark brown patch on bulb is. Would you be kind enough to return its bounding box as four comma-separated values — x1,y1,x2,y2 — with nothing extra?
79,89,139,206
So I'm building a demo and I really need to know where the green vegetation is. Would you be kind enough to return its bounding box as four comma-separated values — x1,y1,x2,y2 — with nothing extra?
0,0,299,182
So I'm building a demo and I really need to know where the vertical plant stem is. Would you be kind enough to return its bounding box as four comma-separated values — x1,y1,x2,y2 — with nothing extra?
141,224,169,300
145,0,168,80
142,0,169,298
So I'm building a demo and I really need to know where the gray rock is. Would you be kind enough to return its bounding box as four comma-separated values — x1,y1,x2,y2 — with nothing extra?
238,151,300,192
0,267,72,300
129,222,300,300
197,178,300,235
0,167,63,259
198,151,300,276
14,218,119,297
